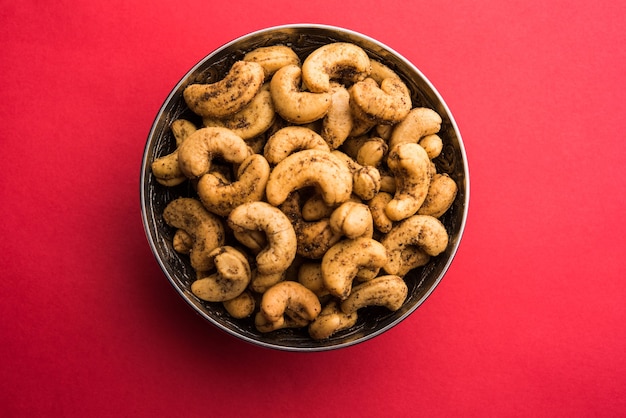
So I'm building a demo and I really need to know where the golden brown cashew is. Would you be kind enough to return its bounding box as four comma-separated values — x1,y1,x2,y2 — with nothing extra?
350,77,412,124
389,107,442,150
151,120,198,187
190,246,251,302
260,281,322,323
232,229,267,254
419,134,444,160
265,149,352,207
384,246,430,277
329,201,374,239
197,154,271,216
162,198,226,272
172,229,193,254
418,173,458,218
301,42,371,93
177,127,252,179
203,83,275,140
381,214,449,275
309,300,358,340
385,142,432,221
320,82,353,149
228,201,297,275
254,311,309,333
223,290,255,319
340,275,408,314
250,270,284,294
368,192,394,233
341,135,388,167
331,150,381,201
297,262,329,297
270,64,331,124
243,45,301,79
263,126,330,164
321,237,388,300
183,60,265,118
368,59,401,84
279,192,342,259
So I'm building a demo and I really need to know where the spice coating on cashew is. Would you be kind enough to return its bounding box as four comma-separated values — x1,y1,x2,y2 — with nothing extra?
321,237,388,300
260,281,322,324
223,290,256,319
320,82,353,149
243,45,301,79
151,120,198,187
389,107,442,150
265,149,352,207
183,60,265,118
418,173,458,218
263,126,330,165
340,275,408,314
190,246,251,302
329,201,374,239
301,42,371,93
350,77,412,124
385,142,432,221
309,300,358,340
228,201,297,275
177,127,252,179
331,150,381,201
162,198,226,272
270,64,331,124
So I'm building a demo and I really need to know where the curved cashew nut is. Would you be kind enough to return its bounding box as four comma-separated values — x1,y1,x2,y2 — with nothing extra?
368,192,394,233
341,135,388,167
270,64,331,124
203,83,275,140
265,149,352,207
331,150,381,201
320,82,353,149
232,229,267,254
381,214,449,275
250,270,284,294
419,134,443,160
418,173,458,218
197,154,271,216
309,300,358,340
151,119,198,186
301,42,371,93
260,281,322,323
369,59,401,84
389,107,442,150
183,60,265,118
190,246,251,302
384,246,430,277
297,262,329,298
385,142,432,221
263,126,330,165
329,201,373,239
223,290,256,319
227,201,297,275
279,192,342,259
162,198,226,272
321,237,388,300
243,45,301,79
255,310,310,333
350,77,412,124
177,127,252,179
340,275,408,315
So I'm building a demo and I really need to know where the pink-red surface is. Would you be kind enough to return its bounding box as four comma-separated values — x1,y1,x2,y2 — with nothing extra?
1,1,625,416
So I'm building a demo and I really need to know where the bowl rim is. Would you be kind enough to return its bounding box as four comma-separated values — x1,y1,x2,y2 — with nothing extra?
140,23,470,352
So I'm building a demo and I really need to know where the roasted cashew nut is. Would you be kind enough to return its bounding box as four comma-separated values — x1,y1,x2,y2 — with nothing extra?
385,142,432,221
263,126,330,164
419,134,443,160
162,198,226,272
309,300,358,340
255,310,309,333
331,150,381,201
350,77,412,124
190,246,251,302
243,45,301,79
368,59,401,84
203,83,275,140
381,214,449,275
321,237,388,300
368,192,394,234
301,42,371,93
297,262,329,297
279,192,342,259
183,60,265,118
341,135,388,167
340,275,408,315
172,229,193,254
197,154,270,216
384,246,430,277
265,149,352,207
329,201,374,239
177,127,252,179
270,64,331,124
250,270,284,294
418,173,458,218
228,201,297,275
320,82,353,149
260,281,322,324
151,119,198,186
389,107,442,150
223,290,256,319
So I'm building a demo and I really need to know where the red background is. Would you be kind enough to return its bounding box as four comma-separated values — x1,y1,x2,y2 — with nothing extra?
2,1,625,416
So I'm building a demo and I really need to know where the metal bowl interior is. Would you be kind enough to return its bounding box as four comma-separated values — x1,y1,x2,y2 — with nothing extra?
140,24,469,351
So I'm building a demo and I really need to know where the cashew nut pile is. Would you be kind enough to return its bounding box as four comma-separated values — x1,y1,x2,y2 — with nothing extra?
151,42,458,341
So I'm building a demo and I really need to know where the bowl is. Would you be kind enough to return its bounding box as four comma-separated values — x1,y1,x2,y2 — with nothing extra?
140,24,469,351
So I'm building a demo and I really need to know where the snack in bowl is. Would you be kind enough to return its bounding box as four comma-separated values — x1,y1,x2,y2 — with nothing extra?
141,24,469,351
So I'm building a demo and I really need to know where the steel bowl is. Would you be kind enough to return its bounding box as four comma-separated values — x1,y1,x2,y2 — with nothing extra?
140,24,469,351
